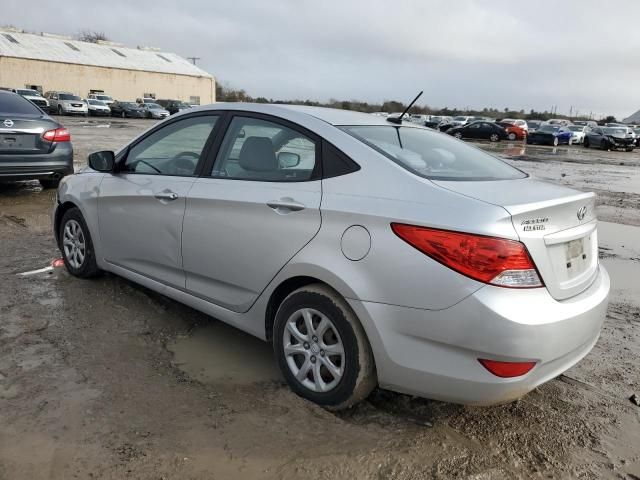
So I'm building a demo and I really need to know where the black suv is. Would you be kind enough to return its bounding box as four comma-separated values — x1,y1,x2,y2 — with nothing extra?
156,99,192,115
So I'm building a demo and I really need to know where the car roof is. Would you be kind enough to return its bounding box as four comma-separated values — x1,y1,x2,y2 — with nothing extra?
200,103,393,126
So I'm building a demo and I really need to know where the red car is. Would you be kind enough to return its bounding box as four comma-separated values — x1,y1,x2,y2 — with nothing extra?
498,121,527,141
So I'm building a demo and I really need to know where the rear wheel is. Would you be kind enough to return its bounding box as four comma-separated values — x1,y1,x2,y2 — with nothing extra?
453,132,463,139
273,284,376,410
58,208,101,278
121,111,126,118
39,178,60,189
489,133,500,142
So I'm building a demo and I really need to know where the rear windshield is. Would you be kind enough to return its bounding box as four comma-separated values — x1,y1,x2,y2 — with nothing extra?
59,94,81,100
0,93,43,115
341,125,526,181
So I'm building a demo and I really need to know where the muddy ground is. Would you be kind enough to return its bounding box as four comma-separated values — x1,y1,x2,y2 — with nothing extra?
0,117,638,479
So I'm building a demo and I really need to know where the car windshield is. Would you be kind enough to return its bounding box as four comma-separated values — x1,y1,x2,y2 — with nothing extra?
95,95,112,101
0,93,43,115
120,102,137,108
568,126,583,132
88,100,105,106
452,116,467,121
604,127,627,135
429,116,442,122
59,94,81,101
17,89,41,97
539,125,559,133
147,104,162,109
341,125,526,181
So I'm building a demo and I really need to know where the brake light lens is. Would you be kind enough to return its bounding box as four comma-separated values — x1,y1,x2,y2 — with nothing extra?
391,223,543,288
42,127,71,142
478,359,536,378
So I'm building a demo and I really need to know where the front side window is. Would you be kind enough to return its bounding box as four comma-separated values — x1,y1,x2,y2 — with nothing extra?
212,116,317,182
342,125,526,181
122,115,218,176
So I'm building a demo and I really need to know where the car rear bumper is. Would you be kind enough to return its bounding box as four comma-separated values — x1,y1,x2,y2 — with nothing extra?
0,144,74,181
348,264,610,405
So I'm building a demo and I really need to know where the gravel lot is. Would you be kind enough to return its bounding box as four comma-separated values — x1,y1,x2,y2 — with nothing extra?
0,117,638,479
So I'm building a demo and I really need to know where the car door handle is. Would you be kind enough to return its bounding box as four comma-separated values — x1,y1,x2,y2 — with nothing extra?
154,191,179,201
267,199,305,212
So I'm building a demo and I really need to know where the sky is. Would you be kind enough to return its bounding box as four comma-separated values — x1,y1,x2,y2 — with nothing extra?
3,0,639,119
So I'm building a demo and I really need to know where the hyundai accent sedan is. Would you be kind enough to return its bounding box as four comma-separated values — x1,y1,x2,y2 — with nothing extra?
53,104,610,409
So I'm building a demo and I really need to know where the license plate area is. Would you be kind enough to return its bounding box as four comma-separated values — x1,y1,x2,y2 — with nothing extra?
564,238,588,275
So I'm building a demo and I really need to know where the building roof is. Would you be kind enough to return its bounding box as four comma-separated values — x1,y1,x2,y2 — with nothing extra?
0,29,212,78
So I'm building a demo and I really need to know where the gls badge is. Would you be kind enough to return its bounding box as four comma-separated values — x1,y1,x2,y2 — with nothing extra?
577,206,587,221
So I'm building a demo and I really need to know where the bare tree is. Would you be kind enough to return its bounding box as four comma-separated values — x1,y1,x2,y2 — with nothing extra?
76,30,109,43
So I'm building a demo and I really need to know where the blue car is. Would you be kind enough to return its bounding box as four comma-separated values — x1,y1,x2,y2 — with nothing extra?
527,124,572,146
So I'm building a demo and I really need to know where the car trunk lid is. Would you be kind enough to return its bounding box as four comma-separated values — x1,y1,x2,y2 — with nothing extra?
433,178,598,300
0,115,55,155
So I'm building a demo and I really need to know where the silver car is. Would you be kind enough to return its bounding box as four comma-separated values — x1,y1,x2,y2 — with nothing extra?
139,103,170,120
53,104,610,409
44,91,88,116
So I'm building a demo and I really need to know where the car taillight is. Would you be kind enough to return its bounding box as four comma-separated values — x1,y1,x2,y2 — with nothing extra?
478,359,536,378
391,223,543,288
42,127,71,142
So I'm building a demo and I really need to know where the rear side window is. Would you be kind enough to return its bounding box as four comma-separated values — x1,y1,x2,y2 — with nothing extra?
341,125,526,181
0,93,42,115
322,141,360,178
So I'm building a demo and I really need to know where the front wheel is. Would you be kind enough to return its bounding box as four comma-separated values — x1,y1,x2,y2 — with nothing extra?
59,208,101,278
600,140,609,150
273,284,376,410
584,138,590,148
508,132,517,141
121,111,126,118
553,137,559,146
453,132,463,139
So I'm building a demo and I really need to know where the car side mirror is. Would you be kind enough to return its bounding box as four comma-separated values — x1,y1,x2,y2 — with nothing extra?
278,152,301,168
88,151,115,172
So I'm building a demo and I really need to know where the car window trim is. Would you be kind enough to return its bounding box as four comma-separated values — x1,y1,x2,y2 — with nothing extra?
115,111,225,178
204,110,322,183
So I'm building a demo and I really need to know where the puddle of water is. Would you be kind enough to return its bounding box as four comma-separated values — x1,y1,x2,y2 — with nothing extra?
598,221,640,259
168,321,283,385
600,258,640,305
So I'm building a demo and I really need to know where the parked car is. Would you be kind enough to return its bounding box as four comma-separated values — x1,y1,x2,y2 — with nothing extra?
53,104,609,409
584,126,635,151
526,120,544,133
138,103,170,120
566,125,587,145
408,114,429,124
447,121,507,142
9,88,50,111
44,91,88,116
547,118,571,126
497,121,527,141
87,92,115,106
633,128,640,146
572,120,598,128
424,115,443,129
450,115,472,126
156,99,192,115
86,99,111,116
110,101,146,118
0,90,73,188
527,124,572,146
501,118,528,132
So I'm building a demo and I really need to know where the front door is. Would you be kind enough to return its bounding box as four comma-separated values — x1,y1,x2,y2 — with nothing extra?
98,114,220,288
182,114,322,312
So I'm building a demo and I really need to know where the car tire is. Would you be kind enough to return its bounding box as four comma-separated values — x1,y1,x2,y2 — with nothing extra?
39,178,60,189
121,111,126,118
626,147,634,152
600,140,609,151
508,132,517,141
584,138,590,148
58,208,101,279
273,284,376,410
553,137,559,146
57,105,63,115
454,132,463,139
489,133,500,142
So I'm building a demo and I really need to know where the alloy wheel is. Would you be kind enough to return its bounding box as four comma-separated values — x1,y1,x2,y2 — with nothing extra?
283,308,345,393
62,219,86,269
490,133,499,142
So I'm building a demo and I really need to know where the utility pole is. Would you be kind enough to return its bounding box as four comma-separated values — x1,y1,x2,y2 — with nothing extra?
569,105,573,119
187,57,201,65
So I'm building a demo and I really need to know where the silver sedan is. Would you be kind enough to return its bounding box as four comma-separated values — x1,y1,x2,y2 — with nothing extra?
53,104,610,409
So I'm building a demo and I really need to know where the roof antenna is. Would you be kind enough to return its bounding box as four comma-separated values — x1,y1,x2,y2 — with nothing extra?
387,91,423,125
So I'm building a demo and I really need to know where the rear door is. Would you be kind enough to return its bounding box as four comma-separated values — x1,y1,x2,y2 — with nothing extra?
182,113,322,312
98,114,220,288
